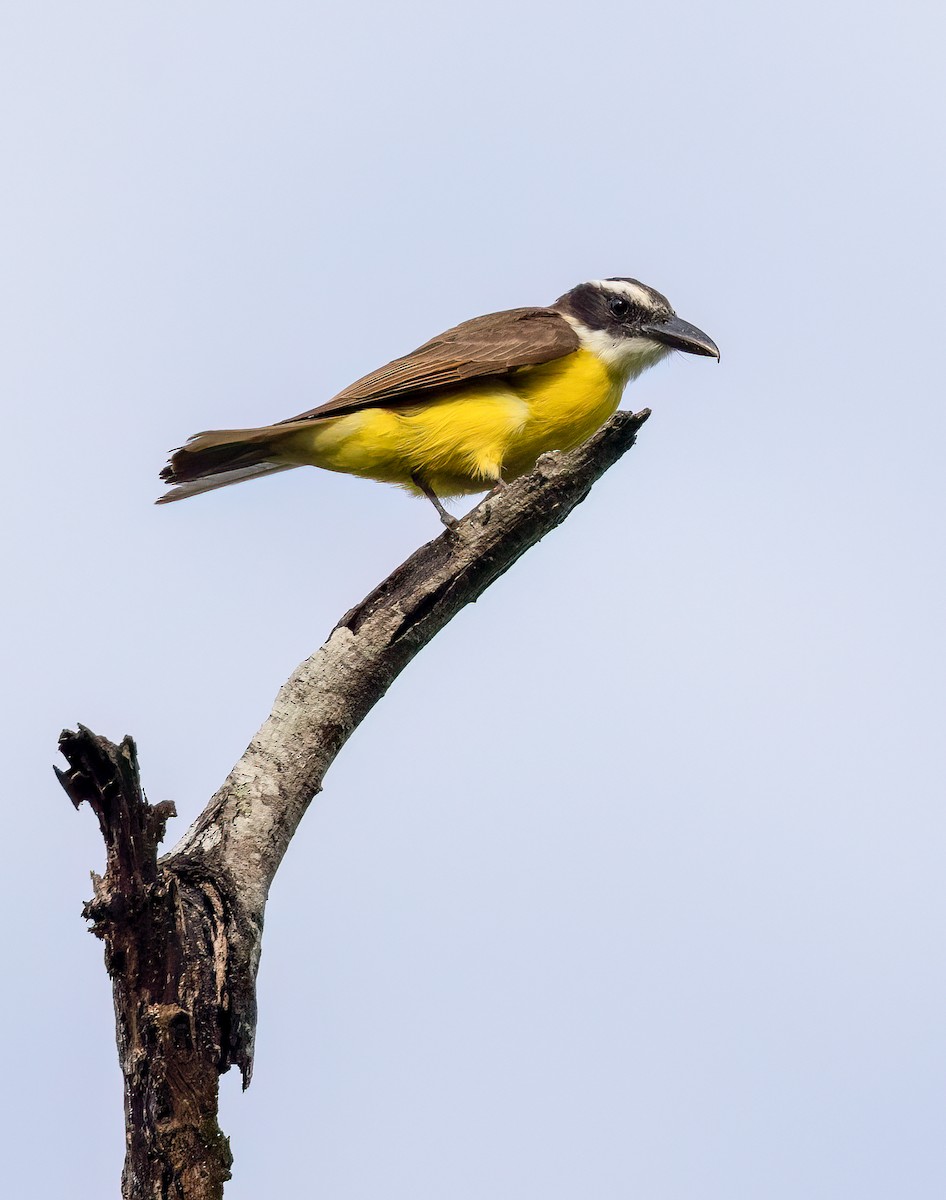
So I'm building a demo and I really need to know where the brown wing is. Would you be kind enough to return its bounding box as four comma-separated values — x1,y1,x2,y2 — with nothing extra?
281,306,580,423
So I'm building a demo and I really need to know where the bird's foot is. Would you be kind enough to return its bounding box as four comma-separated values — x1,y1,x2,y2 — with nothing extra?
412,474,458,529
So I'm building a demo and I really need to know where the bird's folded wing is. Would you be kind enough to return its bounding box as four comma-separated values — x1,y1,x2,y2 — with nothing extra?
281,307,580,423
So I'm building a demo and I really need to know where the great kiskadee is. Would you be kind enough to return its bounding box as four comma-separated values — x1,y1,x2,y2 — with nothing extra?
158,277,718,525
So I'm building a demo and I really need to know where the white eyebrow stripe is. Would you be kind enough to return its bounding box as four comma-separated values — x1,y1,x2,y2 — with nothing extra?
587,279,661,310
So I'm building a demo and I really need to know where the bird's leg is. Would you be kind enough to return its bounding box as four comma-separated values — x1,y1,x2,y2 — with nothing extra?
484,479,507,500
412,474,458,528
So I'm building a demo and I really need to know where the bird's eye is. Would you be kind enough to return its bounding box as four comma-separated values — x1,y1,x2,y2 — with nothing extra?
608,296,631,319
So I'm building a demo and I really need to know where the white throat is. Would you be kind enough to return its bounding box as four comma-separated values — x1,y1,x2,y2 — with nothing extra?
560,314,670,384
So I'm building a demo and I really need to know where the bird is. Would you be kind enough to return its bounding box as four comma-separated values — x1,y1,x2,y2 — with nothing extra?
158,277,718,525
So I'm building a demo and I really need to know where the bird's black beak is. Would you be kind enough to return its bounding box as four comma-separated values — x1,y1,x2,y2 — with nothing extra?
642,315,719,360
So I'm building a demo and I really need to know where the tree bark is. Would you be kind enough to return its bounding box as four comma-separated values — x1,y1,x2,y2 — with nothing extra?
56,408,650,1199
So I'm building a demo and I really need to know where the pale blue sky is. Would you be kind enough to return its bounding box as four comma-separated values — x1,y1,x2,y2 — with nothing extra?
3,3,944,1197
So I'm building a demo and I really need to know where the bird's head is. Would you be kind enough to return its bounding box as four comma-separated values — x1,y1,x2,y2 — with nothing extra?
554,278,719,381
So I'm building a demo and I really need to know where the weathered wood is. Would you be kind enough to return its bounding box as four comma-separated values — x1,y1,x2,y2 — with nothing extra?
57,408,650,1198
57,728,233,1200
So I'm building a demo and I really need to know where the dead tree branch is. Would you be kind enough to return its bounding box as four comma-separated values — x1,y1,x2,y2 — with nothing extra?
56,408,650,1199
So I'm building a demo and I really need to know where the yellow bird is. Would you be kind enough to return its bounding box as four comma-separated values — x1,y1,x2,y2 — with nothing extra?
158,277,718,525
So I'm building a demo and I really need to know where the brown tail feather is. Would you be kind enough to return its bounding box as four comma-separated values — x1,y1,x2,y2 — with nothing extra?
160,427,287,485
156,461,296,504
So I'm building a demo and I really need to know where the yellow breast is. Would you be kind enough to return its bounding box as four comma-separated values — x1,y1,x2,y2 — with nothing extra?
501,348,624,479
275,348,624,497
